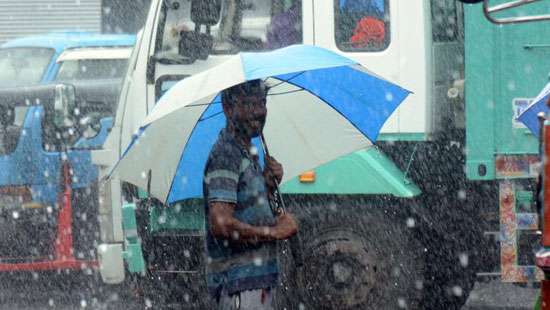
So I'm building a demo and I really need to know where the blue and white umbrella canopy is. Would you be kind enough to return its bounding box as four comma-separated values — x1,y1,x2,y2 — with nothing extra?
112,45,411,204
518,81,550,136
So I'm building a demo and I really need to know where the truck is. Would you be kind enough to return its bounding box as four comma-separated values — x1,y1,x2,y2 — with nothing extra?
0,32,135,273
93,0,550,309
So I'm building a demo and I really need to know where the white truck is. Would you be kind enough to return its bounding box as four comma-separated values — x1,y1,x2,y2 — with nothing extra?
93,0,550,309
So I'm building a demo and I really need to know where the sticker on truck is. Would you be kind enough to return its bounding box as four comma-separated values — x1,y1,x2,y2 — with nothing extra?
512,98,533,129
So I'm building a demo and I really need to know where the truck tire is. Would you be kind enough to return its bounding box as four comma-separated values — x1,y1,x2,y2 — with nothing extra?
278,196,425,310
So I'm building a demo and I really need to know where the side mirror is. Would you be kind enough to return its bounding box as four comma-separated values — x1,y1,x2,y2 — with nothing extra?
53,83,76,128
179,31,214,61
191,0,221,26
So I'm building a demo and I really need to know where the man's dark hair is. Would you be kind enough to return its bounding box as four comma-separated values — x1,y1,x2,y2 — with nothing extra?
221,79,267,107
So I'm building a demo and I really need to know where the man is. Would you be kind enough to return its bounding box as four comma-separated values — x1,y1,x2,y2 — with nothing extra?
203,79,298,309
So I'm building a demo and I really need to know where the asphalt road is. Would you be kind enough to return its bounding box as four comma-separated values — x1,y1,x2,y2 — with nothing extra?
0,276,539,309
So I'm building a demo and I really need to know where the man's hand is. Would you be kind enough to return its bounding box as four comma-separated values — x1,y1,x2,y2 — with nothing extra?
270,213,298,240
264,155,283,191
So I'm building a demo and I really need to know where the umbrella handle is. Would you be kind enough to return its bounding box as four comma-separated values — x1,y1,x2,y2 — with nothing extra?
259,133,287,214
259,133,303,267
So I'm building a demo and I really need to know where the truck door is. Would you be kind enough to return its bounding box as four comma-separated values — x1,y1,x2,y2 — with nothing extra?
313,0,431,138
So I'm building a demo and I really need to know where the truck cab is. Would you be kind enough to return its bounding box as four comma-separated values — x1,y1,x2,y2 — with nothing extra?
0,32,135,271
95,1,480,309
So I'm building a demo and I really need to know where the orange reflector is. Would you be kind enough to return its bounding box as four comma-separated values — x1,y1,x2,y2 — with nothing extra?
21,202,45,209
299,171,316,183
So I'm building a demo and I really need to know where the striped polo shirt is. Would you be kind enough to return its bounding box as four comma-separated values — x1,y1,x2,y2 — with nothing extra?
203,128,278,297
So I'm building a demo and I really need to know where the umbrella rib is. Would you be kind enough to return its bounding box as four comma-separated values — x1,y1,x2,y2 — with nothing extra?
268,71,306,90
199,111,224,122
268,89,304,96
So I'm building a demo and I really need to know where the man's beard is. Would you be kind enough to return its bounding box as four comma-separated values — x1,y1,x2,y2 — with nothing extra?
232,117,265,138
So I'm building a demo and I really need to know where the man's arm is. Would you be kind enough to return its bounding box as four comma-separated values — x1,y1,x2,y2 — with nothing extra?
209,202,297,243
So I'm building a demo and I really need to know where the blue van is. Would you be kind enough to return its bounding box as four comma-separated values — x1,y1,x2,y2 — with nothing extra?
0,32,135,271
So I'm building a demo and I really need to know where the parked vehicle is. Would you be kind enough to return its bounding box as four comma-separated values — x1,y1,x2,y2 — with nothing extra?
0,32,135,273
93,1,550,309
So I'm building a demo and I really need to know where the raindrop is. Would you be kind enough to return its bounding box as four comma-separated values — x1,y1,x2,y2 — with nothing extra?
459,252,469,267
80,299,87,308
141,171,147,179
48,299,55,307
406,217,415,228
158,214,167,224
250,145,258,156
144,298,152,308
298,303,306,310
184,249,190,258
231,230,240,240
507,80,516,91
385,92,394,102
253,257,263,266
415,280,423,290
397,297,407,308
12,211,19,219
392,267,401,277
452,285,463,297
457,190,466,201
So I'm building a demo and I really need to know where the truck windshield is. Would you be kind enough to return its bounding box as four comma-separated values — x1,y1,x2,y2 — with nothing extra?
55,59,129,81
158,0,302,58
0,48,54,87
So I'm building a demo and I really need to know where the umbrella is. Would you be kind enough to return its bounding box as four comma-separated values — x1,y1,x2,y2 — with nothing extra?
111,44,411,205
518,81,550,137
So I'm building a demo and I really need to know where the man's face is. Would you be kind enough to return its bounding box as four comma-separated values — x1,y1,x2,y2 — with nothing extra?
226,90,268,138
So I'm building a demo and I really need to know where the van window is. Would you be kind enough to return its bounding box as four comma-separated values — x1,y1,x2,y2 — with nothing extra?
55,59,128,81
335,0,390,52
158,0,303,56
0,48,54,87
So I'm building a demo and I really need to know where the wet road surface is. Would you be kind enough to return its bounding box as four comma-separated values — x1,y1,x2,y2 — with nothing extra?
0,275,538,309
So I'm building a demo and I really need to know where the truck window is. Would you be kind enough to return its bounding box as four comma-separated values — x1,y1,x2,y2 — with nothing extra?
159,0,303,56
335,0,390,52
55,59,129,81
0,48,54,87
0,106,28,155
